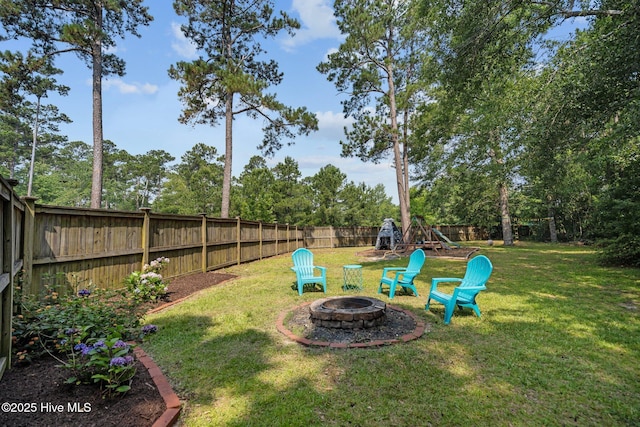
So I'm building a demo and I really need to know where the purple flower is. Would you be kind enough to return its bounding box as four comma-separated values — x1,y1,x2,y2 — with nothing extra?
78,289,91,297
93,340,106,351
112,340,129,349
65,328,79,336
142,324,158,334
74,343,91,355
110,356,134,367
109,357,127,366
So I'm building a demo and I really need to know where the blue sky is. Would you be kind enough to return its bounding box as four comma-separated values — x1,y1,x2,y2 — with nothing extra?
12,1,586,205
33,1,405,202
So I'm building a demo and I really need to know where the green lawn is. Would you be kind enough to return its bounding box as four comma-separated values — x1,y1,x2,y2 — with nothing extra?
143,242,640,426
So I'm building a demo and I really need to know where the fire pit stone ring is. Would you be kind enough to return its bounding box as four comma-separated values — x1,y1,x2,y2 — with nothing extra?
309,296,387,329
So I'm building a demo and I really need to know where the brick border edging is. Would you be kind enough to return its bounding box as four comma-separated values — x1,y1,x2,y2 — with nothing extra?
276,302,427,348
133,346,181,427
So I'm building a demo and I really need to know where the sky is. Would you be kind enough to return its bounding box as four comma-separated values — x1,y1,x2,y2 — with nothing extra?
26,0,405,203
10,1,586,206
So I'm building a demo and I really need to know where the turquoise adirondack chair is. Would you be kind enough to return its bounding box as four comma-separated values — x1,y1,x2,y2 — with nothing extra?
290,248,327,296
378,249,426,299
426,255,493,324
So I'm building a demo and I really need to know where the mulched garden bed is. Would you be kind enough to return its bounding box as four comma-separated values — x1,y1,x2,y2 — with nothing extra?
0,271,235,427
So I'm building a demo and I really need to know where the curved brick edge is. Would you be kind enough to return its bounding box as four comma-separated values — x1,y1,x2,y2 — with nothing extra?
133,346,181,427
147,277,237,315
276,302,427,348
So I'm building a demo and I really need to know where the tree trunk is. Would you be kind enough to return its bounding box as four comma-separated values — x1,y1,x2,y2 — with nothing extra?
221,92,233,218
499,182,514,246
90,8,104,209
27,95,41,196
402,107,411,226
386,40,410,235
548,204,558,243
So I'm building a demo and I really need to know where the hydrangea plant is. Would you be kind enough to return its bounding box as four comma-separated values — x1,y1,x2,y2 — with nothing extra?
124,257,170,304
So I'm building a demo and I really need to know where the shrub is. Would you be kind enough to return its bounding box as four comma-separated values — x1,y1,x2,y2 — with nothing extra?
61,336,137,396
12,264,161,397
13,284,144,364
124,257,170,304
58,325,157,397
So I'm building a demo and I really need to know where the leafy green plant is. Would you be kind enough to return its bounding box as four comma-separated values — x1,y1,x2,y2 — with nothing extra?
11,264,163,399
12,283,144,364
59,325,158,397
61,336,137,396
124,257,170,303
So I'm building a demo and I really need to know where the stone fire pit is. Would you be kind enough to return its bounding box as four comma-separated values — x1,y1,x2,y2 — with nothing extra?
309,296,387,329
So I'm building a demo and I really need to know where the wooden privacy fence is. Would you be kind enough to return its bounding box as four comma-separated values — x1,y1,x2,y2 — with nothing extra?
303,226,379,248
19,204,485,295
0,177,25,378
21,200,303,296
303,224,487,248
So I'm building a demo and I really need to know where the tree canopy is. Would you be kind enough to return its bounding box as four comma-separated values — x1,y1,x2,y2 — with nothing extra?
1,0,638,265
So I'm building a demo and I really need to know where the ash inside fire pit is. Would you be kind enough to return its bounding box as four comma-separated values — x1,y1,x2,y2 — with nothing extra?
309,296,387,329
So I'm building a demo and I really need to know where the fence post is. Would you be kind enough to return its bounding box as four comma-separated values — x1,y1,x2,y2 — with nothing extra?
21,196,37,298
286,224,290,253
330,225,334,248
259,221,263,260
2,180,18,373
236,217,241,265
140,207,151,268
302,226,307,248
200,213,207,273
275,222,278,255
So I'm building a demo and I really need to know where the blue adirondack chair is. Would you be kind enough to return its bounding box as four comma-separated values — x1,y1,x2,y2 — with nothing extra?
290,248,327,296
426,255,493,324
378,249,426,299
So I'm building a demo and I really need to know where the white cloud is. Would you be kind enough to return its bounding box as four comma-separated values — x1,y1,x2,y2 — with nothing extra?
170,22,198,59
103,45,118,54
281,0,342,51
313,110,352,141
322,47,339,62
103,78,158,95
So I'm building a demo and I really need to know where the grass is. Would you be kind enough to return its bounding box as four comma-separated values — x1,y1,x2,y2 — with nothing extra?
142,242,640,426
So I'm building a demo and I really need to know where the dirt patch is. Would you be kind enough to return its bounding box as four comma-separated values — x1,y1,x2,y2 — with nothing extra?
0,271,235,427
